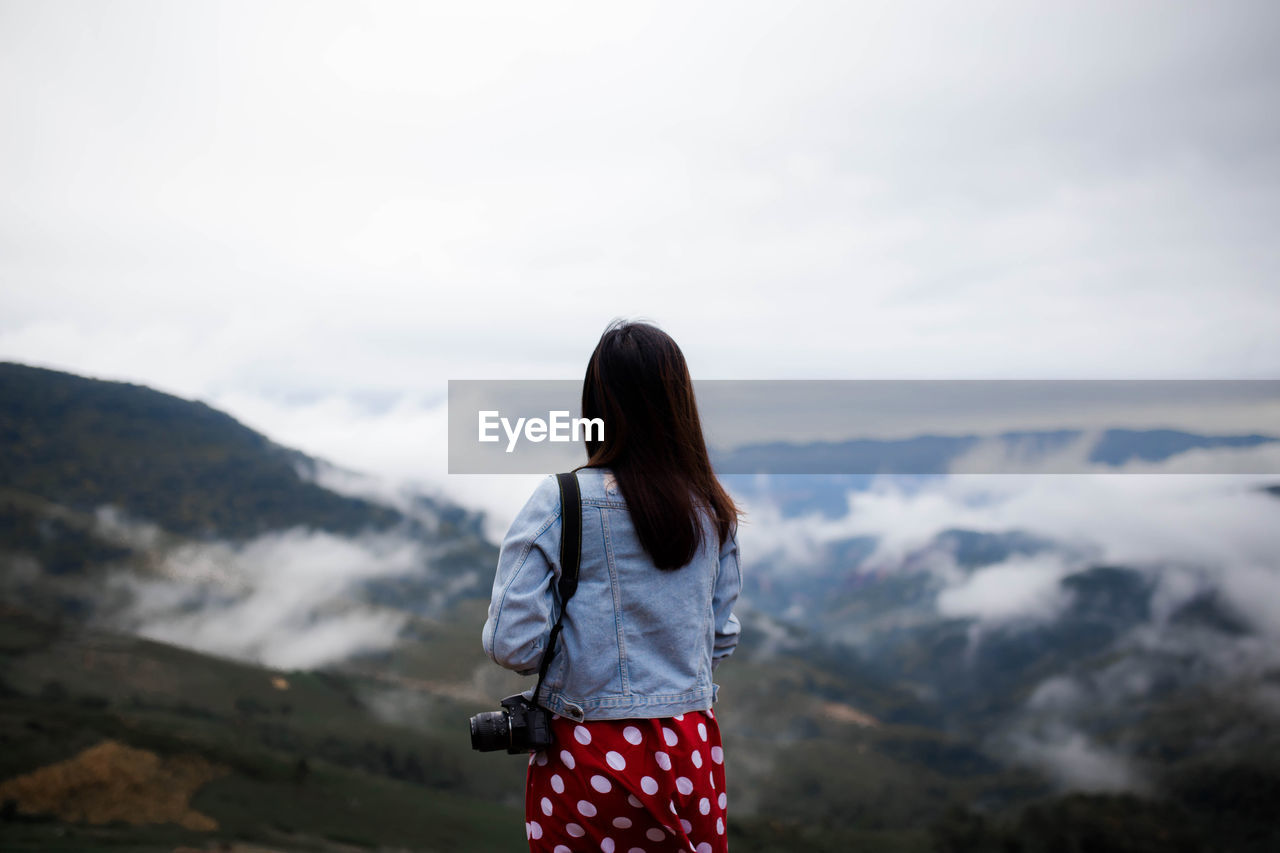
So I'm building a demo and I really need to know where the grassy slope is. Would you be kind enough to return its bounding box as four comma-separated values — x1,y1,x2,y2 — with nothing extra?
0,606,526,852
6,580,1279,851
0,362,405,539
0,600,970,852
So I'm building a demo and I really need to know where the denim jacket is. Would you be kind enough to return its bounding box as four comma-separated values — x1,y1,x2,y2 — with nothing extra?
482,467,742,721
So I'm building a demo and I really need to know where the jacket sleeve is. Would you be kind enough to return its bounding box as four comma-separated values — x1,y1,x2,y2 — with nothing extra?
481,476,562,676
711,531,743,671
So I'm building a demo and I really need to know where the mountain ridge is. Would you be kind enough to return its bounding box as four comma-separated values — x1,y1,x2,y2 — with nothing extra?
0,361,410,540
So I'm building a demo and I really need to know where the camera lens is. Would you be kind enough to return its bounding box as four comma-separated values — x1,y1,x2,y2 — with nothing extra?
470,710,511,752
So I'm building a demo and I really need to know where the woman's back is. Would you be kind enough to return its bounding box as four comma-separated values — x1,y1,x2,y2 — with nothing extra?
483,467,742,722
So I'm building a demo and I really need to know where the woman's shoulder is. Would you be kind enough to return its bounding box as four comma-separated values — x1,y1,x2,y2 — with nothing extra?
499,475,563,546
510,468,618,522
569,466,621,504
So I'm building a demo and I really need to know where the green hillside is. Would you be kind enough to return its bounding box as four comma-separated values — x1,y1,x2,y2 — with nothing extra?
0,603,525,852
0,362,404,539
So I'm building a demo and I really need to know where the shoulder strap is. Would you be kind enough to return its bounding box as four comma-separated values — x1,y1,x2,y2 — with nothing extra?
555,471,582,602
533,471,581,705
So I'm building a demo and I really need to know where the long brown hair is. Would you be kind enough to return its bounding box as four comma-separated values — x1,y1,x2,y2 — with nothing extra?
580,320,739,570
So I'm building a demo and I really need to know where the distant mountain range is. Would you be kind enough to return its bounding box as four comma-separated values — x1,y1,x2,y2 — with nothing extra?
713,427,1278,475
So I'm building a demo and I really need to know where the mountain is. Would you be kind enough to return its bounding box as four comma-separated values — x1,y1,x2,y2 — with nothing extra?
0,362,408,539
3,361,1279,851
713,427,1279,476
0,362,496,633
729,472,1280,849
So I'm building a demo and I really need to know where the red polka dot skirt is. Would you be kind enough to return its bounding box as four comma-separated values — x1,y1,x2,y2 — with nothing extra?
524,709,728,853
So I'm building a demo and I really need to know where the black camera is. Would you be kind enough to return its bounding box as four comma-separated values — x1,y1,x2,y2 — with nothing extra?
470,693,555,754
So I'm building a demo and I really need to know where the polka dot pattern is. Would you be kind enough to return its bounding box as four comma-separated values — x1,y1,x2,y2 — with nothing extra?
525,710,727,853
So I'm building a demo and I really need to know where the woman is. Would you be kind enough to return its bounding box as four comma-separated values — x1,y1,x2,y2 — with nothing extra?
482,320,743,853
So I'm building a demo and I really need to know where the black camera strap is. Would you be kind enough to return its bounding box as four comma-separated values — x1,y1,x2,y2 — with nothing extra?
532,471,581,707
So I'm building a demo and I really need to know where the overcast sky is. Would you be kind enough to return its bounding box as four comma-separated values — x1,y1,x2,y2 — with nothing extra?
3,1,1278,503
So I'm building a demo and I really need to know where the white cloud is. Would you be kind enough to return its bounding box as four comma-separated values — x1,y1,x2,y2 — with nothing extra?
112,527,432,670
209,388,544,542
1008,726,1148,794
735,455,1280,633
936,553,1074,624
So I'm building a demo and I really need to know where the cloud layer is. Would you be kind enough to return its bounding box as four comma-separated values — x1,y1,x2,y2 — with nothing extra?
110,527,431,670
734,450,1280,790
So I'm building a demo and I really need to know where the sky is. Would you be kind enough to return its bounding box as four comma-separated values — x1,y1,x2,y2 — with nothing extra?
3,0,1279,514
